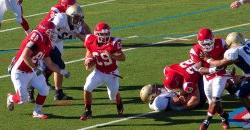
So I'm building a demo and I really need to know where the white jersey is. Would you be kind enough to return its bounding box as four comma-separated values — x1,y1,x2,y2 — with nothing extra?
224,41,250,76
149,90,176,111
52,13,82,53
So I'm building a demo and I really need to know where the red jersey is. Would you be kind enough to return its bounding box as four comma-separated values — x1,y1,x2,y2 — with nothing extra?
189,38,227,80
13,30,52,72
84,34,122,73
40,4,66,23
163,59,200,93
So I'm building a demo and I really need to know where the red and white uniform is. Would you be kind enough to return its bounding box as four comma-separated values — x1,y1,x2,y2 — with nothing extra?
11,30,52,103
40,4,66,24
189,38,229,103
83,34,122,100
163,59,200,94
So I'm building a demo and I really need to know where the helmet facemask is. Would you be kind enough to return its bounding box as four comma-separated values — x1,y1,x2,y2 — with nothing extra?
198,39,215,52
68,14,83,28
66,4,84,28
94,29,111,45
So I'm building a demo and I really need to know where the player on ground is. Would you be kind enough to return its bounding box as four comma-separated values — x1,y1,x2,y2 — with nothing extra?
204,32,250,129
231,0,250,9
0,0,31,34
6,21,70,119
189,28,230,130
80,22,126,120
140,59,206,111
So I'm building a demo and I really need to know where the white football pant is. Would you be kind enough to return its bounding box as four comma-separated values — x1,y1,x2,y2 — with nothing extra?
84,69,120,101
0,0,22,23
203,75,230,104
11,69,49,104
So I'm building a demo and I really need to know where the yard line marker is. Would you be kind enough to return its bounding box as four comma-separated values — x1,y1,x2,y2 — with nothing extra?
77,111,157,130
163,37,190,41
0,0,116,33
2,0,116,23
1,22,250,79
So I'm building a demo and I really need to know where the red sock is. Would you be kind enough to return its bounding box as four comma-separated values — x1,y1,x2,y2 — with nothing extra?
116,93,122,104
36,94,46,105
20,17,30,31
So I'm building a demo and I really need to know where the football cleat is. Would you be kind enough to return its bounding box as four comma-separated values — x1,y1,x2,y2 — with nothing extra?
54,93,73,100
7,93,14,111
80,110,92,121
221,113,230,129
199,120,210,130
117,103,124,117
32,111,48,119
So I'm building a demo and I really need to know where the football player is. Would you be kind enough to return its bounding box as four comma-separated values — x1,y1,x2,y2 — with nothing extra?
189,28,230,130
204,32,250,129
28,1,91,102
80,22,126,120
231,0,250,9
140,83,205,111
0,0,31,34
6,21,70,119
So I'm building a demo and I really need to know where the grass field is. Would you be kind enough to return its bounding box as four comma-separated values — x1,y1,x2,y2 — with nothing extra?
0,0,249,130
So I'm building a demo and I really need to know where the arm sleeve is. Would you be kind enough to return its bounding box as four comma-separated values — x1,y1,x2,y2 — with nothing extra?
148,95,169,111
224,48,238,61
189,48,201,63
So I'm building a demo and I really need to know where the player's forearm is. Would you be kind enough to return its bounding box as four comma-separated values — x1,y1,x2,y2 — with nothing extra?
207,58,233,68
44,57,61,74
111,52,126,61
185,96,200,109
76,34,86,42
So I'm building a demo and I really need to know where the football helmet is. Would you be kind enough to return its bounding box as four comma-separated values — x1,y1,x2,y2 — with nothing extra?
225,32,245,48
197,28,215,52
37,21,57,42
94,22,111,44
140,84,160,103
58,0,76,8
66,4,84,27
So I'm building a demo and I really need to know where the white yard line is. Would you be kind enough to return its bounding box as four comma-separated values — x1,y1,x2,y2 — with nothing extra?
163,37,190,41
0,0,116,33
1,22,250,79
77,111,157,130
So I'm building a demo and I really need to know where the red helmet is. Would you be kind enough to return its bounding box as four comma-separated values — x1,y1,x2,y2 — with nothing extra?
197,28,215,52
163,66,183,90
58,0,76,8
36,21,57,42
94,22,111,44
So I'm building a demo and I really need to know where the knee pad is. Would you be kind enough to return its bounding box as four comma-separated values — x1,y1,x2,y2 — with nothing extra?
16,16,22,24
39,86,50,96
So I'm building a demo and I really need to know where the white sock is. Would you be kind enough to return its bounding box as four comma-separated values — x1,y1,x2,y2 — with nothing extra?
34,104,43,112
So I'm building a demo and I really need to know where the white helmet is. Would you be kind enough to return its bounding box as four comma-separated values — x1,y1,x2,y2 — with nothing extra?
140,84,160,103
66,4,84,27
226,32,245,48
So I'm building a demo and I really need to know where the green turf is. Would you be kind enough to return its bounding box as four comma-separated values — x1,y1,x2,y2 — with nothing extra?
0,0,248,129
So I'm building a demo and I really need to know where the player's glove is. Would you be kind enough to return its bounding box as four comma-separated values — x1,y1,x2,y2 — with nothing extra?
32,67,43,76
60,69,70,78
